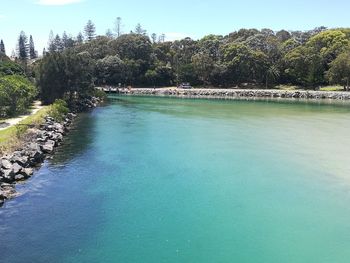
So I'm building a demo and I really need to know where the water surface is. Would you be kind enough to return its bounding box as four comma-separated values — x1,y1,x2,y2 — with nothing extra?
1,96,350,263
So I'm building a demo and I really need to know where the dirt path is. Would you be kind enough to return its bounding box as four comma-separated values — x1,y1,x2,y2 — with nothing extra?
0,101,44,131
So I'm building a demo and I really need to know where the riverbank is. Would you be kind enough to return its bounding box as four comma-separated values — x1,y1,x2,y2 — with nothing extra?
0,96,101,206
117,88,350,100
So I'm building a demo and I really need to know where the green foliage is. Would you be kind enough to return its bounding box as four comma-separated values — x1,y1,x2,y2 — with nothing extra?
36,50,94,104
326,50,350,87
48,99,69,121
35,27,350,91
0,54,24,76
0,75,37,117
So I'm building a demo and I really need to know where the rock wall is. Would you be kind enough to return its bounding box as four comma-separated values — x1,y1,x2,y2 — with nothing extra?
118,88,350,100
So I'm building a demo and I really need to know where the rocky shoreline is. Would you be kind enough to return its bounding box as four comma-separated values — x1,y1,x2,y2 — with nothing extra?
0,96,101,206
118,88,350,100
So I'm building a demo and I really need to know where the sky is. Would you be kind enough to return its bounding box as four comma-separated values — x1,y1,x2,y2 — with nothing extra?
0,0,350,56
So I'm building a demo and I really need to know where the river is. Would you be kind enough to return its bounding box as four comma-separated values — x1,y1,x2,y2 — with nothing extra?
1,96,350,263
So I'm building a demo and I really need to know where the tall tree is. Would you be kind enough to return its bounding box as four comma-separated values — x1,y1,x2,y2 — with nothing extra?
17,31,28,61
84,20,96,41
29,35,37,59
135,23,147,35
106,29,114,38
54,34,63,52
0,39,5,54
151,33,157,43
48,30,56,53
62,31,69,49
76,32,84,44
114,17,122,37
158,34,165,43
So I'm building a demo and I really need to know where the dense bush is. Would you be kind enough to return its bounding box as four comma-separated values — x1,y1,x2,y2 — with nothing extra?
0,75,38,118
48,99,69,121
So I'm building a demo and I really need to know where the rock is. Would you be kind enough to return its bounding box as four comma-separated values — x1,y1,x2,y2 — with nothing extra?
27,142,41,152
0,183,16,199
21,168,34,178
1,159,12,169
42,144,54,153
1,169,15,182
15,174,25,181
46,139,56,147
12,155,29,167
12,162,22,174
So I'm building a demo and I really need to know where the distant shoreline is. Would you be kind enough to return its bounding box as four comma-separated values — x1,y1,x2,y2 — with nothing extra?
111,88,350,101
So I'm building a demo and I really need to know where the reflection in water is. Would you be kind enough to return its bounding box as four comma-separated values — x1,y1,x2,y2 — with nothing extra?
50,112,95,166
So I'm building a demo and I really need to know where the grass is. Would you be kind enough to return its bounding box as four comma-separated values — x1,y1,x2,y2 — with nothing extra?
319,85,344,91
0,106,50,154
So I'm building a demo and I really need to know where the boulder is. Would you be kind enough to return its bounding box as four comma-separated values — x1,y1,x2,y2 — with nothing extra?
1,169,15,182
1,159,12,169
42,144,54,154
12,163,23,174
12,155,29,167
15,174,25,181
21,168,34,178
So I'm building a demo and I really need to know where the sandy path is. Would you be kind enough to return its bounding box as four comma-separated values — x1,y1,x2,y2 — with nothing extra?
0,101,44,131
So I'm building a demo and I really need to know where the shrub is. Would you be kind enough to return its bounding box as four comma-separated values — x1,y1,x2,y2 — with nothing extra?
48,99,69,121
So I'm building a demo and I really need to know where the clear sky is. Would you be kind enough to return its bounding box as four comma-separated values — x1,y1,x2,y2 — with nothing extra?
1,0,350,56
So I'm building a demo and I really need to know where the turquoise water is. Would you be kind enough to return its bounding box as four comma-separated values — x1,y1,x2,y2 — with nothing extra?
1,96,350,263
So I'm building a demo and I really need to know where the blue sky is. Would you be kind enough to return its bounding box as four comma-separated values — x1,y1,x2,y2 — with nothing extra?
0,0,350,56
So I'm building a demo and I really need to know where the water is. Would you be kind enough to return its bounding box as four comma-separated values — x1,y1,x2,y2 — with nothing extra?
1,96,350,263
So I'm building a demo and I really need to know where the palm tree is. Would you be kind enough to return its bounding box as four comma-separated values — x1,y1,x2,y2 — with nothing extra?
266,64,280,88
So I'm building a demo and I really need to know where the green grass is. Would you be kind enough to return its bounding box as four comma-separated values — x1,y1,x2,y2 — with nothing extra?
0,106,50,154
319,85,344,91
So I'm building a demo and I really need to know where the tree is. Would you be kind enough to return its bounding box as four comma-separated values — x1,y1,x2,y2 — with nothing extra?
135,23,147,35
276,30,291,43
0,40,5,54
61,31,75,49
48,30,56,53
96,55,126,84
191,52,214,85
106,29,114,38
114,17,122,37
17,31,28,62
265,64,280,88
326,50,350,90
222,43,269,85
29,35,37,59
84,20,96,41
37,50,94,104
0,75,37,116
151,33,157,44
76,32,84,44
159,34,165,43
54,34,63,52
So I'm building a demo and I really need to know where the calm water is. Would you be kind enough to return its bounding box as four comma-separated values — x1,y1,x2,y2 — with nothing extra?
1,96,350,263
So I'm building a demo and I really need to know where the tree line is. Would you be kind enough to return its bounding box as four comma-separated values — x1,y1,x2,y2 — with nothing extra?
36,20,350,102
3,19,350,109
